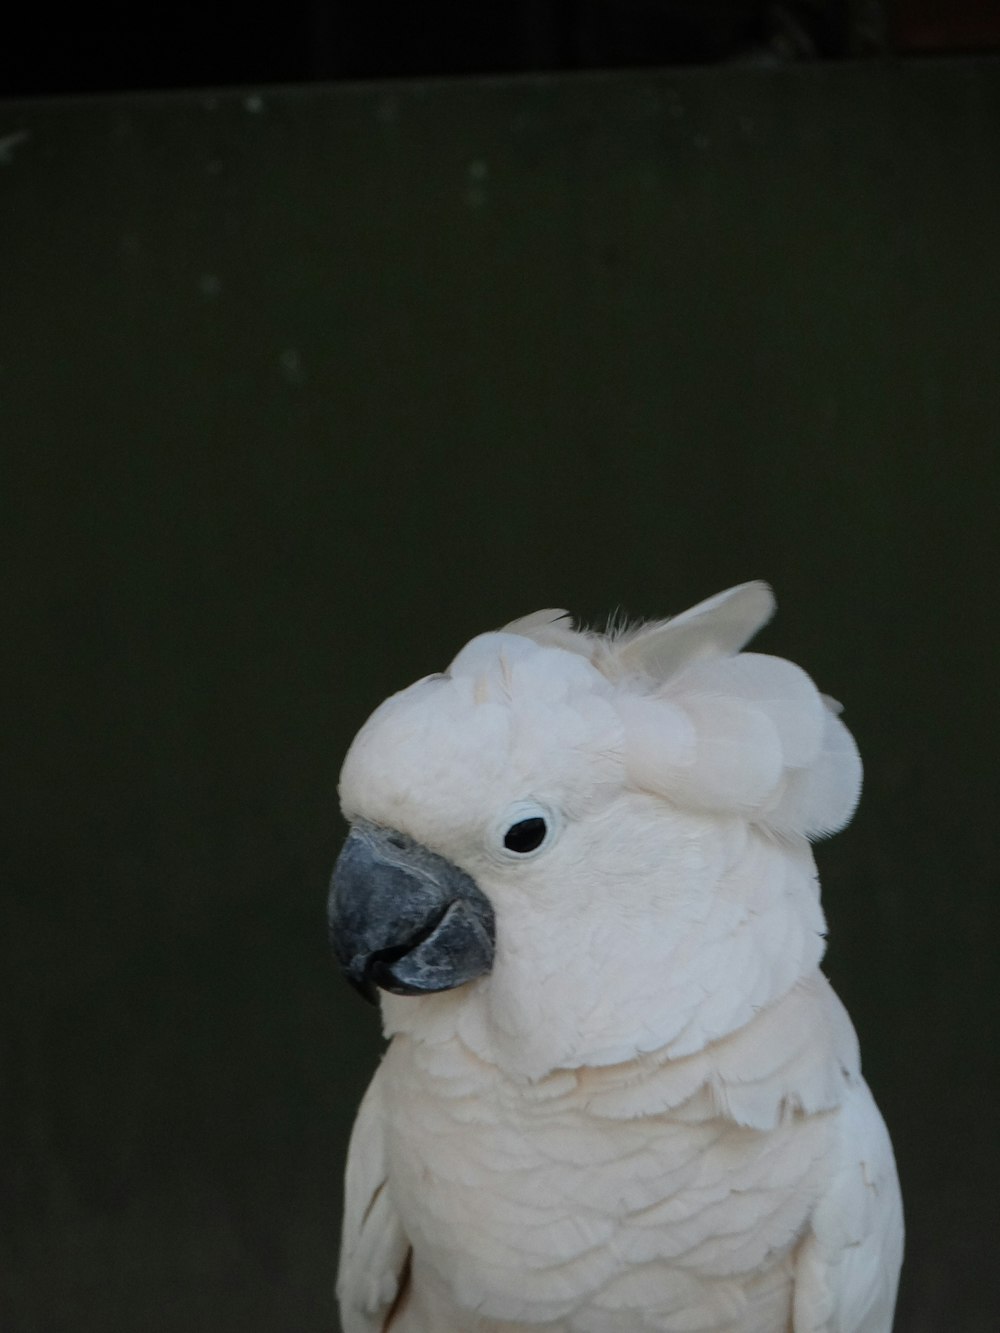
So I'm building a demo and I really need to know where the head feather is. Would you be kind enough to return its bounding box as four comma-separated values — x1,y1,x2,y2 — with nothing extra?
503,583,857,839
609,582,776,683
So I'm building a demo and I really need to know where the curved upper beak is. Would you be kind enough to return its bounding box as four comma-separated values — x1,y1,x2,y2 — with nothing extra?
328,821,496,1003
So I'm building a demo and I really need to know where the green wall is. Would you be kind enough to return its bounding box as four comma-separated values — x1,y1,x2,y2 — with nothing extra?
3,61,998,1331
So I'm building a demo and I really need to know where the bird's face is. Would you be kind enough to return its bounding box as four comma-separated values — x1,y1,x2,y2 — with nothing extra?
326,631,747,1082
328,633,626,1004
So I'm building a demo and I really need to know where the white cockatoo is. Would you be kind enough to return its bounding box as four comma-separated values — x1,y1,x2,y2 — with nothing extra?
328,583,903,1333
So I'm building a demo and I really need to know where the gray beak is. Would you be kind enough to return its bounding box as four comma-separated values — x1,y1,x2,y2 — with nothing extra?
328,821,496,1003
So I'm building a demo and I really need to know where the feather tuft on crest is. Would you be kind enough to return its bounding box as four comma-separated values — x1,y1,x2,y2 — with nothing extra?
504,583,858,839
609,581,775,683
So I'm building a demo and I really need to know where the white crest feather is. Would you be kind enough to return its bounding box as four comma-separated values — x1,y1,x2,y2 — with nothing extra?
764,705,862,838
501,608,571,635
500,584,858,839
613,581,776,683
617,665,861,835
502,608,590,656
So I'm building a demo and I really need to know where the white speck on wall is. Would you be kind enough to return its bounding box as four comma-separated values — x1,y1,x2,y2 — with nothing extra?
0,129,30,166
279,348,305,384
199,274,222,298
244,95,265,114
465,159,489,208
376,96,398,124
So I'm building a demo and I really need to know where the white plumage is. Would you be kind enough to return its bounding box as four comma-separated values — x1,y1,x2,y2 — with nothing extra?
333,583,903,1332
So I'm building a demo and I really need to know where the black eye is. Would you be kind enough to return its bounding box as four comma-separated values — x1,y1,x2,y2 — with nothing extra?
503,817,547,854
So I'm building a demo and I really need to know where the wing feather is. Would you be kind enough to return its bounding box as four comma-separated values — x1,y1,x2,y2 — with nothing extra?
793,1080,904,1332
337,1064,411,1333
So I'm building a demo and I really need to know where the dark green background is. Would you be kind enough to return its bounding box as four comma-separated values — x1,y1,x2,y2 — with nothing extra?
3,60,998,1331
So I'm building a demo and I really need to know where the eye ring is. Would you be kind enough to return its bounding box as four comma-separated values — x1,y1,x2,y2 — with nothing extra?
494,800,558,861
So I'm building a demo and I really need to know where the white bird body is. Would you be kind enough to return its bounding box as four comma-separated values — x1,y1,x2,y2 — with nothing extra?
331,585,903,1333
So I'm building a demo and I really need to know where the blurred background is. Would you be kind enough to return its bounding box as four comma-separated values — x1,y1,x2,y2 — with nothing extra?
2,3,999,1330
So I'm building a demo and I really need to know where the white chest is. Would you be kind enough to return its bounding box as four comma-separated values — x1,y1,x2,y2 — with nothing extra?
380,1035,832,1332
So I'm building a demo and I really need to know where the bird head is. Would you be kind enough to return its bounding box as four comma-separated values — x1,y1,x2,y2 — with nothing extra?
329,583,861,1078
